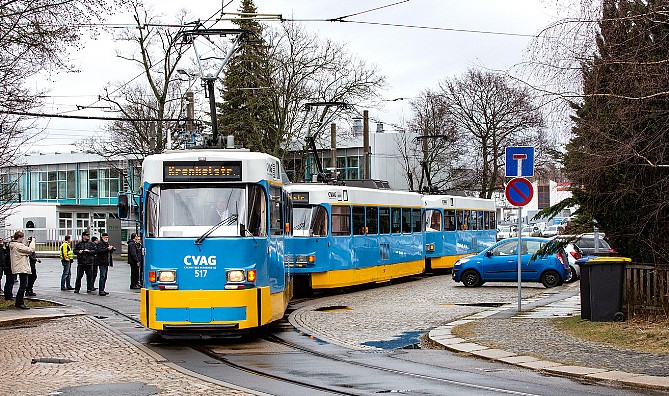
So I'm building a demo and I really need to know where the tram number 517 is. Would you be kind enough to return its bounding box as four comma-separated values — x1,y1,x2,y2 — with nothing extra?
194,269,208,278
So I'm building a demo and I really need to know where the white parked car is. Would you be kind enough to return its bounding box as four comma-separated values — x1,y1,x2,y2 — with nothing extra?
543,224,565,237
521,225,541,237
497,225,516,240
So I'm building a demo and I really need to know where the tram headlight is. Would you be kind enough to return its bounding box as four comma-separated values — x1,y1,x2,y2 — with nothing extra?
226,269,246,283
157,270,176,283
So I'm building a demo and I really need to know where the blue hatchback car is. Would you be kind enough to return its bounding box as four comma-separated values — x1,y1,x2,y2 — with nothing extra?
452,237,569,288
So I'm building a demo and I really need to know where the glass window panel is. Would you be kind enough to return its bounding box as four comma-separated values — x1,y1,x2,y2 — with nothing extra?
445,210,456,231
391,208,401,234
379,207,390,234
331,205,351,236
402,208,411,233
89,169,98,180
412,209,421,232
79,170,88,198
89,180,98,198
352,206,365,235
57,181,66,199
426,210,442,232
366,206,378,235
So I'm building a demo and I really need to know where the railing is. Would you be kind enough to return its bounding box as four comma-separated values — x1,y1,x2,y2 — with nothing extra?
1,227,131,254
625,263,669,319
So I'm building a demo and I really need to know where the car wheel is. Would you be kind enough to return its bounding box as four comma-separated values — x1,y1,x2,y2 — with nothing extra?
462,269,482,287
564,266,578,283
541,270,562,288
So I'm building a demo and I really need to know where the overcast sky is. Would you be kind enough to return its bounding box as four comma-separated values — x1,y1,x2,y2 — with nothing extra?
31,0,562,152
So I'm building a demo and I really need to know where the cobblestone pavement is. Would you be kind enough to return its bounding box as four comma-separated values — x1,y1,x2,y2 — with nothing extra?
0,315,255,396
289,274,549,350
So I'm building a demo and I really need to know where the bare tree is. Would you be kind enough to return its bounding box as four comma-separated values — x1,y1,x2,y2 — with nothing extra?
0,0,111,217
439,69,546,198
83,2,192,161
263,23,386,163
403,90,468,193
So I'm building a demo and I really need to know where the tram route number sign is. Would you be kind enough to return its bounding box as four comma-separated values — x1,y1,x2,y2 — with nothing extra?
505,177,534,207
163,161,242,182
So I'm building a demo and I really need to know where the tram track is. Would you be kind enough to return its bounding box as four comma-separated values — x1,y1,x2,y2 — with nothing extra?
73,293,545,395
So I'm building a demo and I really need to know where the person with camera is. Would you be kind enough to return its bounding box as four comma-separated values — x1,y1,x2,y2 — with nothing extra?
73,231,96,293
9,231,36,309
95,232,115,296
25,247,41,297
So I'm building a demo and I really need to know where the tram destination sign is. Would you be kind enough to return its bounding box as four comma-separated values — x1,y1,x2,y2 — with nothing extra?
163,161,242,182
290,192,310,204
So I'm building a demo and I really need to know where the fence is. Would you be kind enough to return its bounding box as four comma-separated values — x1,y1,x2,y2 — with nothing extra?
1,228,131,254
625,263,669,319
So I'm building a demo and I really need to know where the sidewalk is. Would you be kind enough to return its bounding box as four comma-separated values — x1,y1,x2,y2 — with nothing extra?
0,306,260,396
428,285,669,392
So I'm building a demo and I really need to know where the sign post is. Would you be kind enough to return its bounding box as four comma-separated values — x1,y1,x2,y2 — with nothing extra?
505,146,535,312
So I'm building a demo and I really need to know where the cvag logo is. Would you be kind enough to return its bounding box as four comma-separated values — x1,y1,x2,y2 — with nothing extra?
184,255,217,266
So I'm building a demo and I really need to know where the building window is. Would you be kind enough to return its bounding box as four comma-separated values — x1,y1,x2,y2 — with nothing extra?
538,185,550,209
89,169,98,198
98,168,120,198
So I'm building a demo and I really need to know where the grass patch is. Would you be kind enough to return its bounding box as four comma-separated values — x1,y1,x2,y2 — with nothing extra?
0,298,60,310
554,316,669,354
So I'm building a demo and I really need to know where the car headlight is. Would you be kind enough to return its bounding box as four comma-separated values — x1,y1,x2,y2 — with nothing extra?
226,270,246,283
157,270,176,283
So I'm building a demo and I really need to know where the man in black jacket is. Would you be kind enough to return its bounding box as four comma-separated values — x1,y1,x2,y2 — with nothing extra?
95,232,115,296
73,231,96,293
128,233,142,289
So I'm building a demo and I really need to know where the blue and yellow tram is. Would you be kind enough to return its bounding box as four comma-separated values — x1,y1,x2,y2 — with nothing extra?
286,184,425,289
422,194,497,270
129,150,292,337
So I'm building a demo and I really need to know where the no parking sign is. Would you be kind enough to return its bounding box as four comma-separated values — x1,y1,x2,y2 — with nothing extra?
505,177,533,207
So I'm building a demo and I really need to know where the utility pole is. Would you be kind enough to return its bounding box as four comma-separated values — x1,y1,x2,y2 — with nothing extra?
363,110,370,179
331,123,337,180
186,91,194,135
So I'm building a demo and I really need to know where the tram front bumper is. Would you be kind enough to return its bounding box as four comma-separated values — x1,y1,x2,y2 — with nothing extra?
139,287,272,331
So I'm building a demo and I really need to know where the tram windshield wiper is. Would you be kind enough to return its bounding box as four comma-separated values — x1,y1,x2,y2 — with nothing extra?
195,214,238,245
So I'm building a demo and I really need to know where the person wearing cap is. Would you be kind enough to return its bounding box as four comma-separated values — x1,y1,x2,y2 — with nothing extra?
73,231,96,293
94,232,115,296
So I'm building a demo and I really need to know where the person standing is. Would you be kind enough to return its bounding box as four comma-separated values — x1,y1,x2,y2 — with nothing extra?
128,233,142,289
73,231,96,293
90,236,99,288
95,232,115,296
25,242,40,297
9,231,35,309
1,240,13,301
59,235,74,290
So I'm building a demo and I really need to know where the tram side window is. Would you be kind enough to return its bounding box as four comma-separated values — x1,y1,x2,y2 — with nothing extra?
311,206,328,236
391,208,401,234
478,210,485,230
412,209,421,233
426,209,441,232
248,185,267,237
483,211,490,230
366,207,378,235
352,206,365,235
489,212,496,230
444,210,456,231
461,210,471,230
379,207,390,234
401,208,411,233
269,186,283,235
332,205,351,236
471,210,478,230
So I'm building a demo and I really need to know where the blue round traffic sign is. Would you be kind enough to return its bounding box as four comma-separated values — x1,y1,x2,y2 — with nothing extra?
505,177,534,207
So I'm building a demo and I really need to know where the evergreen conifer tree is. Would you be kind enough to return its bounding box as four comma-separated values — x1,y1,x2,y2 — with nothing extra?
216,0,276,155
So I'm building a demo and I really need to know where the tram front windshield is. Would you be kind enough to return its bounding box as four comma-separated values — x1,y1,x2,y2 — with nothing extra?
146,184,267,238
